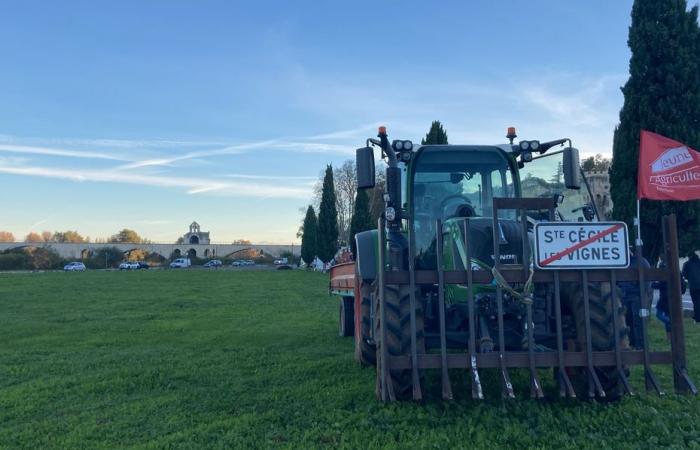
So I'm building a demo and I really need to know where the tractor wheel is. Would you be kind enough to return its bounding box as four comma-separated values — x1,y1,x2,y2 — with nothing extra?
339,296,354,337
374,284,424,400
354,282,376,366
565,282,629,400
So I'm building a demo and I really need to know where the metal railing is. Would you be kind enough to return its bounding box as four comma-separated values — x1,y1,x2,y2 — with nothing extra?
376,198,697,401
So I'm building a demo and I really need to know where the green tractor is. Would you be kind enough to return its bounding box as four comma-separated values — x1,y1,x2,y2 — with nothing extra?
351,126,629,400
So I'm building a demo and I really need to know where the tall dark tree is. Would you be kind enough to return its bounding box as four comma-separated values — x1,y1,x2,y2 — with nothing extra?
421,120,449,145
610,0,700,258
317,165,339,263
300,205,318,265
349,189,373,257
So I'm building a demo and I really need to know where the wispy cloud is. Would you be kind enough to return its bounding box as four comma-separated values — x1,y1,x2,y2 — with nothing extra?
518,74,625,127
0,163,310,199
0,144,132,161
223,173,317,180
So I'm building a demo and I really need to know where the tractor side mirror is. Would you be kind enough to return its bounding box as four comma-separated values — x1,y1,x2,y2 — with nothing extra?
356,146,375,189
563,147,581,190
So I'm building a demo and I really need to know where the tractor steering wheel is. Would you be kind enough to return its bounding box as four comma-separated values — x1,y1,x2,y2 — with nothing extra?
439,194,476,218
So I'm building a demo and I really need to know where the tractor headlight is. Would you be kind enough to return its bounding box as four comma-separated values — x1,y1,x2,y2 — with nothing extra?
521,151,533,163
402,140,413,151
392,140,402,152
519,141,530,151
530,140,540,151
384,207,396,221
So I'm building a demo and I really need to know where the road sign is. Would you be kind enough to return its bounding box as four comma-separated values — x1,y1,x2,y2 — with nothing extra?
534,222,630,270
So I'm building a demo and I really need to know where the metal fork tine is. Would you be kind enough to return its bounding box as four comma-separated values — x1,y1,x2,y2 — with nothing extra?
463,220,483,399
609,270,633,396
634,241,663,395
377,217,394,402
492,204,514,398
435,219,453,400
553,270,576,398
582,271,605,398
407,218,422,401
520,208,543,399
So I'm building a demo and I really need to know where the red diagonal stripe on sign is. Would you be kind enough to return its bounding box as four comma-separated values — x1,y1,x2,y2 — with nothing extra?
539,223,624,267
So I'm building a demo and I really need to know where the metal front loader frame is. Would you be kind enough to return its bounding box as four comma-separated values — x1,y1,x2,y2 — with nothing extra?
375,199,697,401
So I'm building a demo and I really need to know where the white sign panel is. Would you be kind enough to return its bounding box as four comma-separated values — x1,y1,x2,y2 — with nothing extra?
534,222,630,270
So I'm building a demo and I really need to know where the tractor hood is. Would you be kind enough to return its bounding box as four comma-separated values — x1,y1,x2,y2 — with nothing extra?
441,217,525,270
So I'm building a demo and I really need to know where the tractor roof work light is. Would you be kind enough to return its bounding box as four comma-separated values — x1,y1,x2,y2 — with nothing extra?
392,140,414,153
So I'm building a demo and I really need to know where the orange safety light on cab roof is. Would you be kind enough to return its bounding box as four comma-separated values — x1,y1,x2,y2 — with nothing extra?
378,126,387,134
507,126,517,137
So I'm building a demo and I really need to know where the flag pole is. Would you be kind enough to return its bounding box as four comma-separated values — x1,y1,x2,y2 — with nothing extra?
635,198,643,247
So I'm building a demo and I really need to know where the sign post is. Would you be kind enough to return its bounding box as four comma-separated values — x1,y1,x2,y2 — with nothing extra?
534,222,630,270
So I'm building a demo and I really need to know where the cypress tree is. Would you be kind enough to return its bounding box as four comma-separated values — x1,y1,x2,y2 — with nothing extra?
300,205,318,266
610,0,700,258
349,189,373,257
421,120,449,145
317,165,339,263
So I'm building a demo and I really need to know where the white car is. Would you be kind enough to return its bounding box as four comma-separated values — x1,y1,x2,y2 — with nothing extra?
119,262,139,270
64,262,86,272
274,257,289,265
231,260,242,267
204,259,222,268
169,258,192,268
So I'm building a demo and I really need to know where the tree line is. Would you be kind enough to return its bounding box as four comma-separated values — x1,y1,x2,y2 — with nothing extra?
0,229,152,244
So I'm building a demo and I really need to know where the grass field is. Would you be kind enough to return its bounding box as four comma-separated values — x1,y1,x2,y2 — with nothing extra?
1,269,699,449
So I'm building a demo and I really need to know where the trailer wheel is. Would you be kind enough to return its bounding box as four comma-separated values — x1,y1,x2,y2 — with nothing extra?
339,296,354,337
355,286,376,366
375,284,424,400
566,282,630,400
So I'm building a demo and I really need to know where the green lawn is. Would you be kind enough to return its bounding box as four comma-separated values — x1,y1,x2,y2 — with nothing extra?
1,269,699,449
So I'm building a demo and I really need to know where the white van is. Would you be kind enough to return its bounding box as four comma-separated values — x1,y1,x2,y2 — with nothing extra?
169,258,192,268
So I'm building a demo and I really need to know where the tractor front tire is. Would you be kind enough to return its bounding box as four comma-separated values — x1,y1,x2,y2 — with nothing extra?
566,282,629,400
374,284,424,400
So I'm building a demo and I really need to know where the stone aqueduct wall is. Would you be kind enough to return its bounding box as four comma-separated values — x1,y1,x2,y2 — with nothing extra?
0,242,300,260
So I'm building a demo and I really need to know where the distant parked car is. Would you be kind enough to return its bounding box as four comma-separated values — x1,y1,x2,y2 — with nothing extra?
204,259,222,268
231,260,243,267
63,262,86,272
242,260,255,266
137,262,150,269
169,258,192,269
119,262,139,270
274,257,289,265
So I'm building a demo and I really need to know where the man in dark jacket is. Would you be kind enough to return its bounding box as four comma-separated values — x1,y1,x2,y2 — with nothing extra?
653,260,686,340
619,247,652,348
681,251,700,322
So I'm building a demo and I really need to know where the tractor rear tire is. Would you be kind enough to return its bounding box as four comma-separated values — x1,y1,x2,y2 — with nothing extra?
375,284,424,400
339,297,354,337
566,282,629,400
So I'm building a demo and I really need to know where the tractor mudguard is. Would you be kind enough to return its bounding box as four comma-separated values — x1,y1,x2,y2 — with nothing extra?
355,230,378,282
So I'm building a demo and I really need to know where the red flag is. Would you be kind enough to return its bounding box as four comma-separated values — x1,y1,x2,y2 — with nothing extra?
637,130,700,200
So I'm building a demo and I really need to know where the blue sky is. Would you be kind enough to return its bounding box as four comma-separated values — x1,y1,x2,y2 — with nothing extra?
0,0,659,243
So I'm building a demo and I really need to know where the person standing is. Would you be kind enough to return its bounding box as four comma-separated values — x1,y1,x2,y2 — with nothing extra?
619,246,652,348
681,251,700,323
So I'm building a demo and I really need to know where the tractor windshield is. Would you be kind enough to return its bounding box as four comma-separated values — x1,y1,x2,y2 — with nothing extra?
412,147,516,257
520,150,595,222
